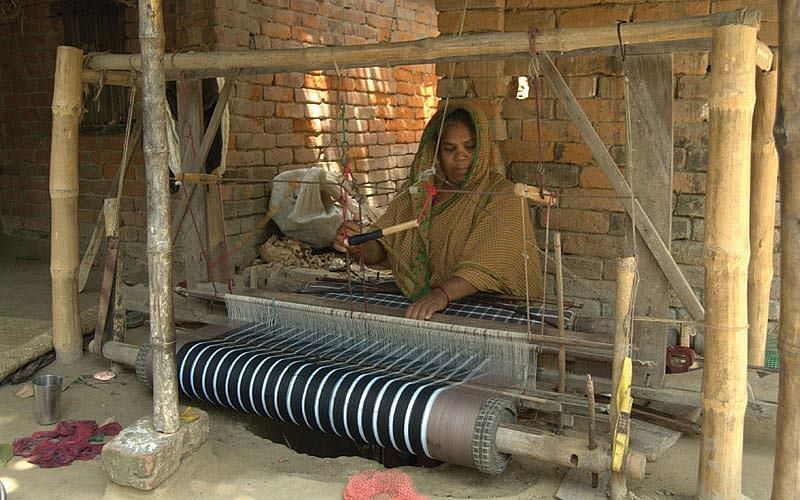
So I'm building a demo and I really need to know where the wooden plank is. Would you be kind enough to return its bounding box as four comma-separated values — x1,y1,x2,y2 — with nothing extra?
537,51,705,322
629,419,682,462
176,79,208,287
625,54,674,389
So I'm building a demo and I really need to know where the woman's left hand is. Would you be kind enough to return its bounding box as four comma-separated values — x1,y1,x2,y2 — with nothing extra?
405,288,449,321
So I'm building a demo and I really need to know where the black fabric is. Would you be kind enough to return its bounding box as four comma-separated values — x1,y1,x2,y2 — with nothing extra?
177,322,477,457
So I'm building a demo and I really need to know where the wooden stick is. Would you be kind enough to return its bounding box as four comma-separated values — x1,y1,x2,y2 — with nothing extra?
514,183,558,206
536,51,705,322
554,232,566,394
747,54,779,367
345,219,419,247
698,24,757,500
49,46,83,364
86,10,767,80
495,423,646,480
772,2,800,496
140,0,180,434
175,172,220,184
586,373,599,488
610,257,636,499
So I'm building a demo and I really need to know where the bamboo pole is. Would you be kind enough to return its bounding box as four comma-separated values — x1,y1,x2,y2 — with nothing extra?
610,257,636,500
85,10,770,80
49,46,84,364
698,24,757,500
139,0,180,434
772,1,800,496
748,53,779,367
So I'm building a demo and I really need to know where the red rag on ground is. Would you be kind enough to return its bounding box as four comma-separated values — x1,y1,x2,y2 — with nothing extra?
342,469,427,500
13,420,123,468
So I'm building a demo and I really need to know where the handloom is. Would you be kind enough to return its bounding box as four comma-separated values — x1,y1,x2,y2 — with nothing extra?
117,288,642,476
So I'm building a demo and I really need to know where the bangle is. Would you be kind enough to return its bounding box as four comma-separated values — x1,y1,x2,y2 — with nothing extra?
433,286,451,306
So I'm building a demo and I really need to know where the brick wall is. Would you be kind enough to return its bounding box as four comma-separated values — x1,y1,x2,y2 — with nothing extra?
211,0,438,271
0,0,438,279
435,0,780,337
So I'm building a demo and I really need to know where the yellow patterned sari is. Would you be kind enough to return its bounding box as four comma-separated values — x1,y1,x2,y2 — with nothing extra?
376,103,543,301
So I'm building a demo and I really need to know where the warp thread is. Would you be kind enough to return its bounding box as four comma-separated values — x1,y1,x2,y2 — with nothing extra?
13,420,122,468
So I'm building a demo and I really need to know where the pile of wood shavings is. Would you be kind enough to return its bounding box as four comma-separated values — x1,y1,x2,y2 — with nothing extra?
257,235,346,271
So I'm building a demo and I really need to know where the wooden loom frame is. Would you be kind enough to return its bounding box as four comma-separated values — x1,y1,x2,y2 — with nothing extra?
45,7,791,498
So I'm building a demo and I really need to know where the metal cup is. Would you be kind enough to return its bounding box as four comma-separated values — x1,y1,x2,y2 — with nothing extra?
32,374,63,425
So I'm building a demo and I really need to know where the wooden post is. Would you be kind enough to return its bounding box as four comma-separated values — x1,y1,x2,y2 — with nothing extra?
611,257,636,500
139,0,180,434
772,1,800,497
747,54,779,367
49,46,84,364
624,54,673,389
698,23,757,499
176,79,208,287
553,232,566,394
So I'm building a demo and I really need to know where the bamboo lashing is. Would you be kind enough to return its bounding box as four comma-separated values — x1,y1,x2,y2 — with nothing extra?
84,10,772,82
698,23,757,500
747,53,779,367
772,1,800,496
49,46,84,364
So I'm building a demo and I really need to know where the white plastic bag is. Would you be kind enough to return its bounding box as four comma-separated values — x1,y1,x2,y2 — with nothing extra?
269,167,345,249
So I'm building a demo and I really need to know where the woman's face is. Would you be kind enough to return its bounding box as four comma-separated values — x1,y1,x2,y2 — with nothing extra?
438,120,475,186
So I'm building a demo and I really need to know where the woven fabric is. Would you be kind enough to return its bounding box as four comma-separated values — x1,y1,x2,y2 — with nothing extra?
375,102,543,301
178,323,482,457
305,283,575,329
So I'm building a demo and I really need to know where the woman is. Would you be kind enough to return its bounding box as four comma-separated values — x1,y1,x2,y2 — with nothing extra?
333,103,543,320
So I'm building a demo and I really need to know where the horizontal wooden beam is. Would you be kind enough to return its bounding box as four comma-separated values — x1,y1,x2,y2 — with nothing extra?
85,9,768,82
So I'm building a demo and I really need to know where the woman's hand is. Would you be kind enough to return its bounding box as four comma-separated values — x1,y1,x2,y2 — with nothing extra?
332,220,363,256
405,287,450,321
332,221,387,265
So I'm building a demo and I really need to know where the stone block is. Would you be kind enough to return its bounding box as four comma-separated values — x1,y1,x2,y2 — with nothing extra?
102,408,210,491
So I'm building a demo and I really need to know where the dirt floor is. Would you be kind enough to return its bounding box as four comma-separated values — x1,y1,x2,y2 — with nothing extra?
0,236,778,499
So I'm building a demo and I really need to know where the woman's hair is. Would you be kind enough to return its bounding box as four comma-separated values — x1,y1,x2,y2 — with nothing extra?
441,108,476,138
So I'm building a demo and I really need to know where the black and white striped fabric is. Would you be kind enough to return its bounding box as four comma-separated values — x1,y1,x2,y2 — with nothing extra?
177,322,483,457
303,283,576,329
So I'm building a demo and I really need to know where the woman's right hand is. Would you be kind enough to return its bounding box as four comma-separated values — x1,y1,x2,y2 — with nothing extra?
332,220,363,255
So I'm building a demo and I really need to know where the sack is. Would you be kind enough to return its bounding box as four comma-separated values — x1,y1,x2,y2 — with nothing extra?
269,167,345,249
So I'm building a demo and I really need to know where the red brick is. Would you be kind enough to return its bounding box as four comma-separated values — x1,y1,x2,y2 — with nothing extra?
634,1,709,22
673,171,706,194
544,208,610,234
522,119,578,143
561,232,625,258
556,142,594,165
580,166,613,189
557,5,632,28
438,9,504,34
504,9,556,32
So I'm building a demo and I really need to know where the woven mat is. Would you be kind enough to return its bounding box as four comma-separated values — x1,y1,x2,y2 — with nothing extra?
0,308,97,381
